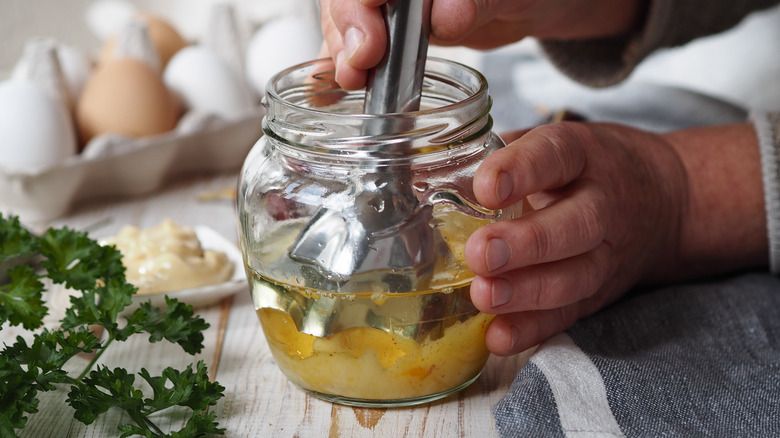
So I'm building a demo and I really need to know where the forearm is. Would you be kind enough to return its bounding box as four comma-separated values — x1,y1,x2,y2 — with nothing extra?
529,0,647,41
657,123,768,281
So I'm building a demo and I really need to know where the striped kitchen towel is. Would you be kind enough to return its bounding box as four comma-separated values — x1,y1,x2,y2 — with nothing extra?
493,272,780,437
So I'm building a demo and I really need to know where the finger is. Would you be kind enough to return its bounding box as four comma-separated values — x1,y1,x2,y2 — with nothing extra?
466,179,608,275
429,0,479,42
429,0,535,49
473,123,589,210
328,0,386,69
485,264,630,356
498,128,530,144
319,2,342,57
469,241,613,315
432,17,531,49
320,26,367,90
334,51,369,90
484,304,584,356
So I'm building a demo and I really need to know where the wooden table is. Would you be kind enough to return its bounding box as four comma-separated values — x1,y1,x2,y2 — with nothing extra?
2,171,532,437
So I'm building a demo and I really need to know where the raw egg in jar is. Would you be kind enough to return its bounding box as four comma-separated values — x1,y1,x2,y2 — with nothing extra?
75,57,180,145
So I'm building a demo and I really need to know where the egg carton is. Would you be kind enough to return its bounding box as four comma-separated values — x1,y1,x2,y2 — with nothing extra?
0,105,262,222
0,1,324,223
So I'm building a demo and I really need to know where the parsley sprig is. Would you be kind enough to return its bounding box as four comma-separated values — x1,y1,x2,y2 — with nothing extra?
0,215,226,437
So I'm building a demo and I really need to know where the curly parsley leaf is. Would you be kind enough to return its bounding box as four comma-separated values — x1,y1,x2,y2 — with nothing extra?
117,411,225,438
3,329,102,388
69,362,225,437
68,366,143,426
139,361,224,413
0,216,38,264
60,278,136,339
123,297,210,355
0,265,47,329
0,215,226,436
167,411,225,438
0,355,40,434
38,226,126,291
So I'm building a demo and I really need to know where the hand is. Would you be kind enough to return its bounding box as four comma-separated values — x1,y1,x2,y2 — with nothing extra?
318,0,645,89
464,121,767,356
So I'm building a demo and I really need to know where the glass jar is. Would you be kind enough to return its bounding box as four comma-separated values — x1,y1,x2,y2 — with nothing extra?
237,57,509,407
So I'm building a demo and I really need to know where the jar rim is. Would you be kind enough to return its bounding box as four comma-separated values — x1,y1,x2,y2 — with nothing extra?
262,57,494,159
264,56,489,119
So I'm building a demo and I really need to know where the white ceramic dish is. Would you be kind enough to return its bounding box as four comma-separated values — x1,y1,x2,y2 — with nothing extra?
123,225,247,313
50,225,247,314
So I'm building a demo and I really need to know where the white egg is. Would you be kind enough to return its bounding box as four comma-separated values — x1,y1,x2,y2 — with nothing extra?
85,0,138,40
163,46,254,119
245,16,322,96
0,81,77,171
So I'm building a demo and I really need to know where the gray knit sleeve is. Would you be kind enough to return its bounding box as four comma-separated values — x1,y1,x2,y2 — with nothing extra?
538,0,780,88
754,112,780,273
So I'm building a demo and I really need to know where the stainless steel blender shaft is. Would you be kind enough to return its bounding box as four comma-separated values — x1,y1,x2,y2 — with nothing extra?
364,0,432,115
289,0,434,279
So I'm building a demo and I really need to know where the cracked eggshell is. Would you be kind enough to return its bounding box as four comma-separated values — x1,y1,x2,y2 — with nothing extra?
0,81,78,171
164,45,254,119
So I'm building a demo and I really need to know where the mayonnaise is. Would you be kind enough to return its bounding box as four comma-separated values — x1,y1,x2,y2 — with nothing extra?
103,219,234,295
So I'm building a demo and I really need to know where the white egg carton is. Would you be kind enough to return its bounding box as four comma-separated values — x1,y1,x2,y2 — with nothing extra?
0,2,324,223
0,106,262,222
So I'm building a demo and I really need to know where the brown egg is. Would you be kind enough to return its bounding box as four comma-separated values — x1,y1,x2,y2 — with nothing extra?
76,57,180,146
102,13,188,68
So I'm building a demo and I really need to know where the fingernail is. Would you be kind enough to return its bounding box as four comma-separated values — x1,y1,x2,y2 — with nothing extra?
485,238,511,272
490,278,513,307
496,171,513,203
335,50,345,82
344,27,364,60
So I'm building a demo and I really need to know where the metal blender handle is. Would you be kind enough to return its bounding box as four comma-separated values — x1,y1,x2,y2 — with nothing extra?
364,0,432,115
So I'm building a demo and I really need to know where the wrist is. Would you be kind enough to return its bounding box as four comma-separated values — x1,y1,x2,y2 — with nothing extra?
659,123,767,279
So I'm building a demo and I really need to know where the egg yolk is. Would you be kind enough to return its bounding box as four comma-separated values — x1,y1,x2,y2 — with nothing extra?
258,308,492,400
